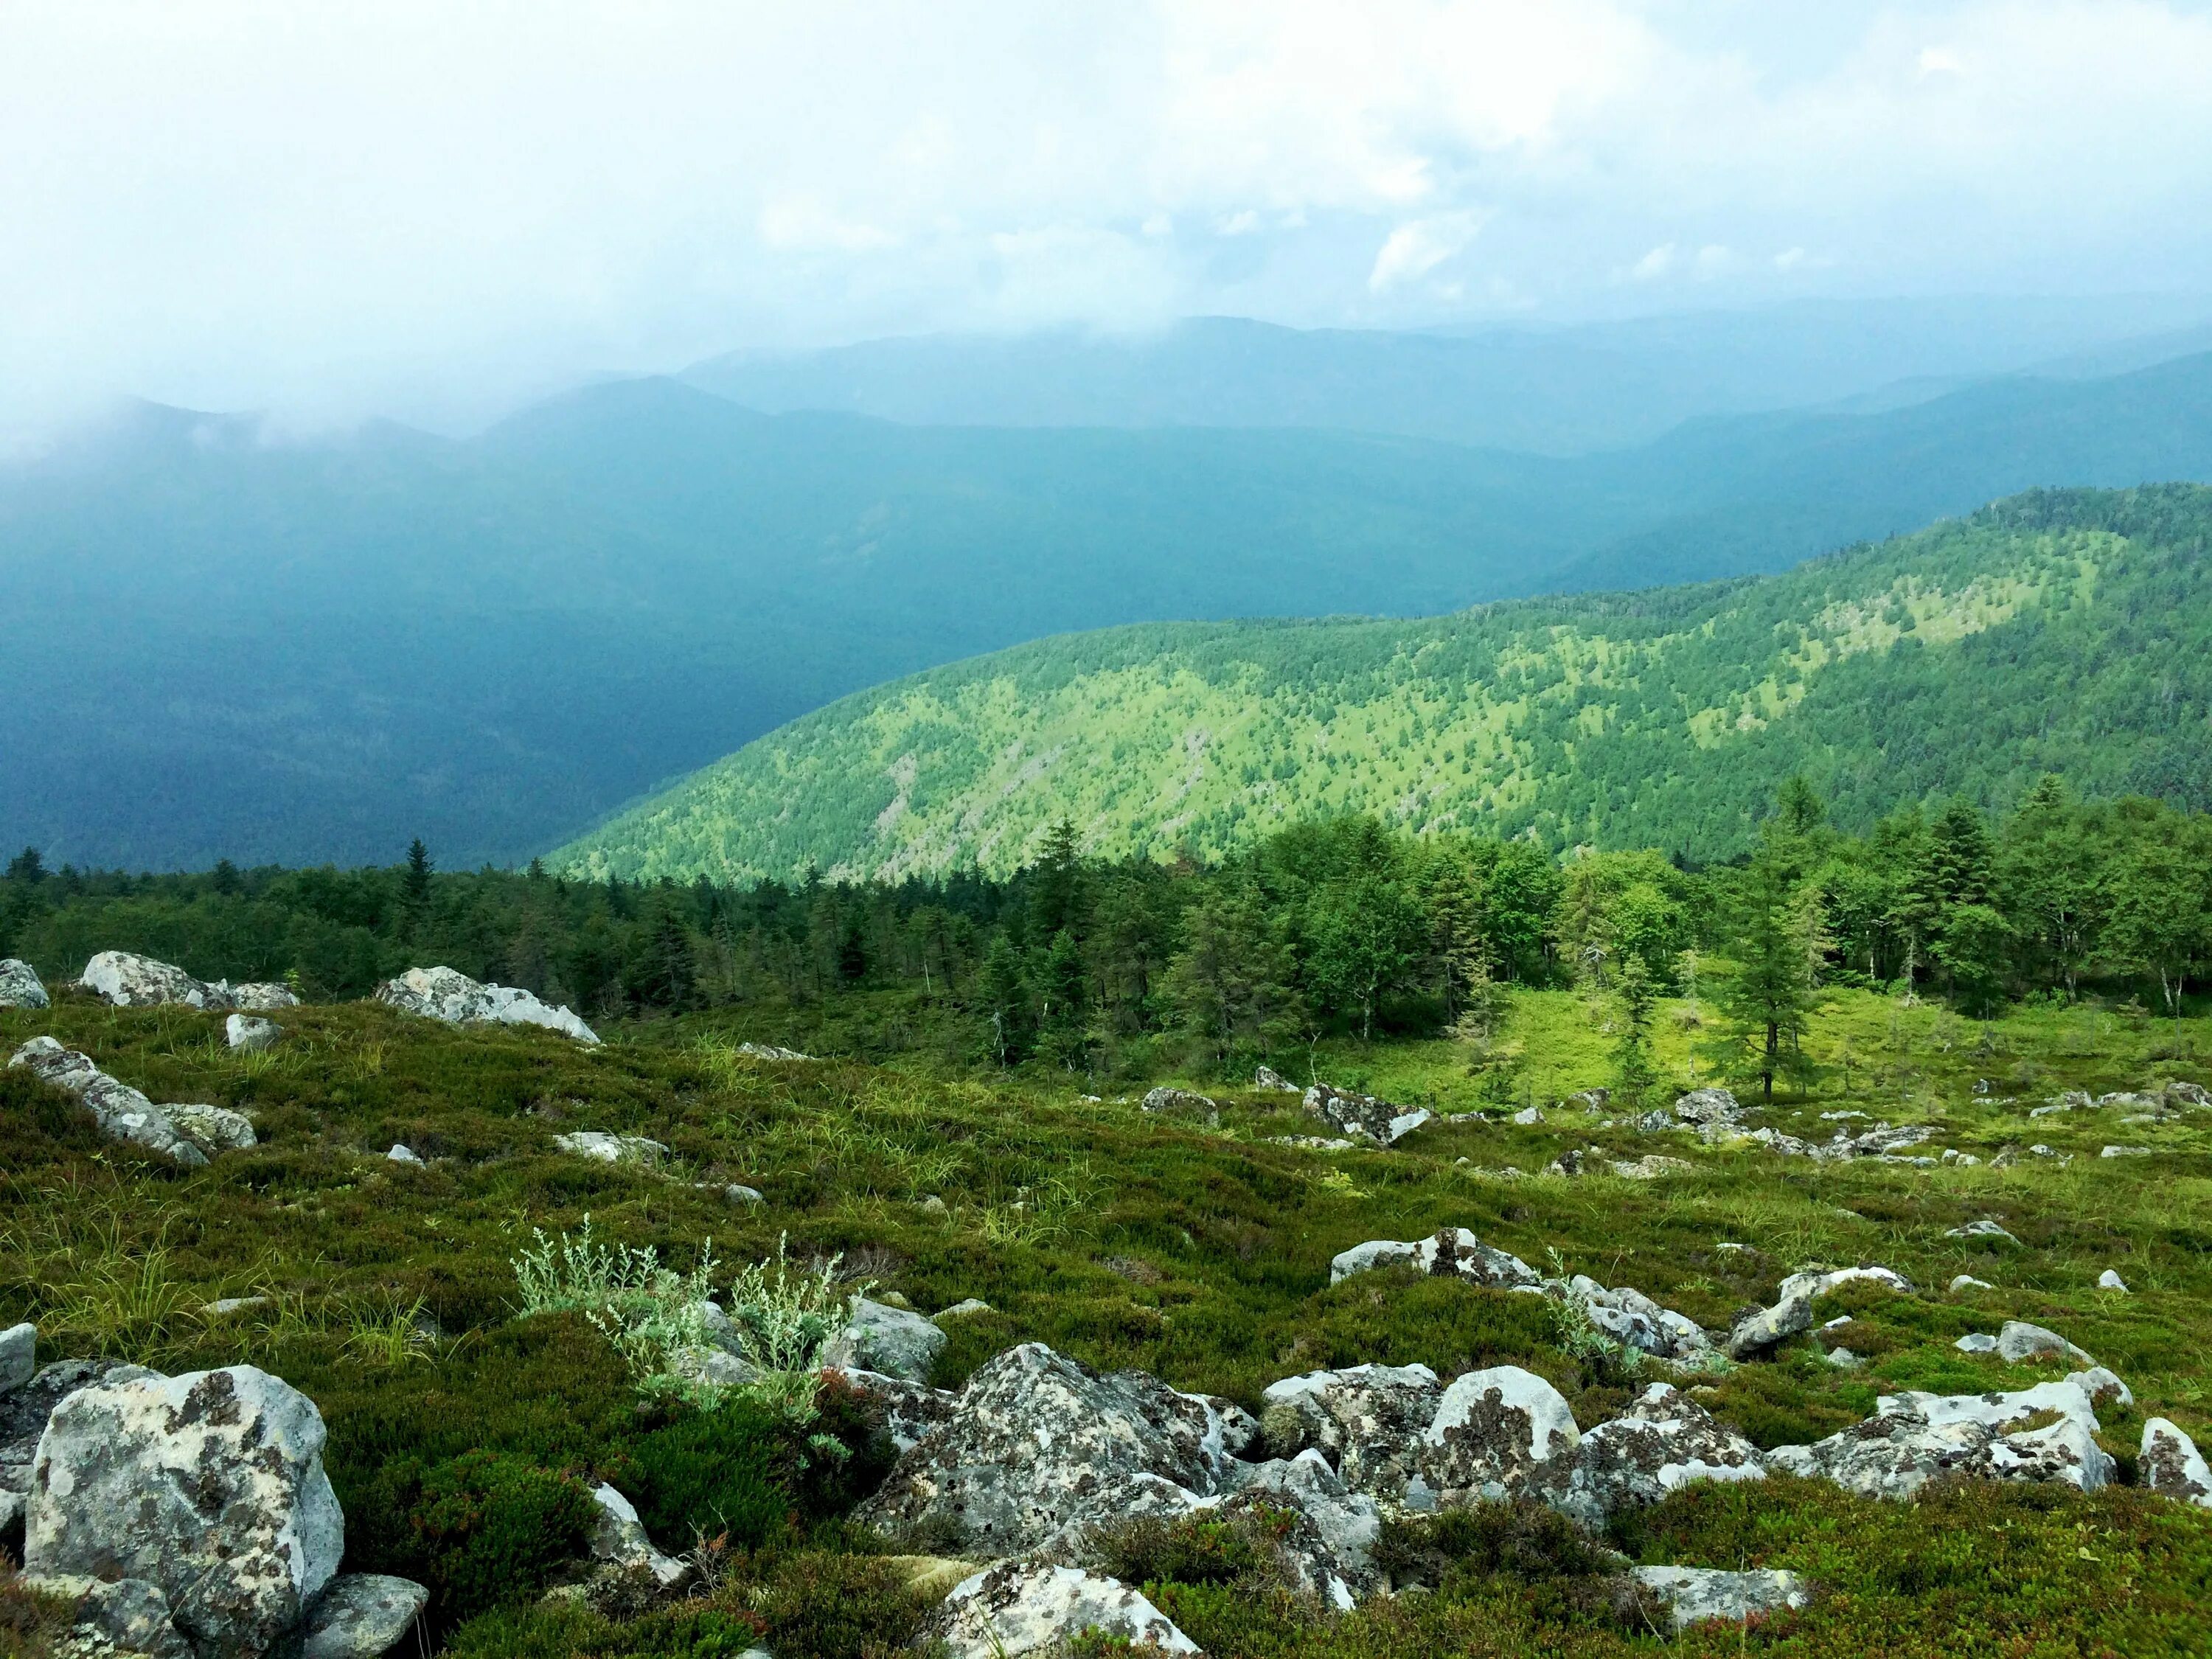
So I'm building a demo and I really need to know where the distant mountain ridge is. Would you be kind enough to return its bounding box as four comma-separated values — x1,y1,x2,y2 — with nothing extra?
683,296,2212,456
554,487,2212,883
7,330,2212,870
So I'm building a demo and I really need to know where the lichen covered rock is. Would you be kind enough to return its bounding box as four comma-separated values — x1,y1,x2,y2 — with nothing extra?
25,1365,345,1659
375,965,599,1043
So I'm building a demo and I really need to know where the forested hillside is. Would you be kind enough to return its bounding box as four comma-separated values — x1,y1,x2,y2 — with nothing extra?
8,347,2212,872
559,487,2212,883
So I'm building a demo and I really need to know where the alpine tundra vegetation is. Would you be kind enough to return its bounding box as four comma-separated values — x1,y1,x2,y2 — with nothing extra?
6,755,2212,1657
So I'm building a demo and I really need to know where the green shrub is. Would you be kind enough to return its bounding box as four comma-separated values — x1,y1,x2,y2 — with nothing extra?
1088,1510,1276,1590
442,1601,768,1659
372,1450,598,1624
627,1398,793,1550
743,1551,931,1659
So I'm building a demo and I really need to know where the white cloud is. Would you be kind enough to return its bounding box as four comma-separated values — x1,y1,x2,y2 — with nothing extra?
1368,212,1487,291
0,0,2209,435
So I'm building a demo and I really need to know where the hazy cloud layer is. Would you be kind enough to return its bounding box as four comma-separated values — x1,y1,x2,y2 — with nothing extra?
5,0,2212,434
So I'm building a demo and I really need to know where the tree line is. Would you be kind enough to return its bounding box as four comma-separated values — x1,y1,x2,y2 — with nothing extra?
2,776,2208,1093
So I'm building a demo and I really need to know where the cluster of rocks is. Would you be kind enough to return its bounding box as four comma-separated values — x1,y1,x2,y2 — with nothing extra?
842,1340,1809,1649
375,965,599,1044
1303,1083,1433,1147
2,1329,425,1659
9,1037,256,1166
80,950,299,1013
1329,1228,1719,1366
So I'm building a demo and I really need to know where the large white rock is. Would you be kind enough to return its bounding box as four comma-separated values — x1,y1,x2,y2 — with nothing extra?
1416,1366,1580,1508
1329,1227,1538,1289
855,1343,1248,1556
375,966,599,1044
1261,1363,1442,1502
1557,1383,1765,1526
79,951,223,1008
25,1365,345,1659
552,1130,668,1166
225,1014,282,1052
0,959,49,1009
1768,1378,2113,1499
1304,1083,1431,1145
7,1037,207,1167
1634,1565,1810,1632
2143,1419,2212,1507
1996,1321,2097,1366
822,1298,947,1382
928,1563,1198,1658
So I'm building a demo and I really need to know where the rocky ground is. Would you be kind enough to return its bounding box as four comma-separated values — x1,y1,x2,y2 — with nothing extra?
3,955,2212,1656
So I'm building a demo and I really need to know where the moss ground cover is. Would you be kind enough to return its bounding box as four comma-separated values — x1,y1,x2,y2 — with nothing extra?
4,981,2211,1655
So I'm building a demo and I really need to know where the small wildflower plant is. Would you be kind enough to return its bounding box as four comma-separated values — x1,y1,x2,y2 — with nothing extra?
512,1214,717,1398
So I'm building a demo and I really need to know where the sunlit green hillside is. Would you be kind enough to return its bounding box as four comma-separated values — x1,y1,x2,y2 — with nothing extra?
557,486,2212,881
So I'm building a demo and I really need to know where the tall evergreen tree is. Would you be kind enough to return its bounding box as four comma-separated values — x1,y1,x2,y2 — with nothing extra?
977,931,1034,1065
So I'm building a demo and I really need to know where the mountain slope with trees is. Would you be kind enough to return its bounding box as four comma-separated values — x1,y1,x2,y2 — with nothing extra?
7,347,2212,871
557,486,2212,883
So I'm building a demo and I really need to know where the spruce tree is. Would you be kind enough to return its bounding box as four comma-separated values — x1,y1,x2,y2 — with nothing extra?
978,932,1034,1066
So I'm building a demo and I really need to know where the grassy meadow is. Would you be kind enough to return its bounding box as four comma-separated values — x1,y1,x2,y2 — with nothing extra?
4,981,2212,1656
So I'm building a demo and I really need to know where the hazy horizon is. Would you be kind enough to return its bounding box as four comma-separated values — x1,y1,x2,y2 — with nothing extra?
8,2,2212,441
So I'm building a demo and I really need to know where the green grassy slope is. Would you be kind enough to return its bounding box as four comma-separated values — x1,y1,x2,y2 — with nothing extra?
556,485,2212,882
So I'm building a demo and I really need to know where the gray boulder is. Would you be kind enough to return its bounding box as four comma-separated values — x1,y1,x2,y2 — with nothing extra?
2141,1418,2212,1507
220,983,300,1013
734,1041,811,1061
1996,1320,2097,1366
8,1037,207,1167
31,1576,194,1659
1304,1083,1432,1146
0,959,49,1009
385,1144,423,1166
225,1014,282,1052
1672,1088,1743,1126
1259,1363,1442,1502
1557,1383,1764,1526
26,1365,344,1659
1222,1448,1381,1602
1140,1086,1220,1124
1725,1266,1912,1359
855,1343,1247,1556
552,1130,669,1166
165,1102,258,1153
1767,1377,2113,1499
1254,1066,1301,1093
823,1298,947,1383
588,1484,688,1589
1557,1276,1715,1363
1946,1220,2019,1243
1,1359,139,1539
0,1322,31,1393
1416,1366,1580,1509
297,1575,429,1659
375,966,599,1044
79,951,222,1009
842,1368,961,1453
1329,1228,1539,1290
927,1562,1197,1659
1633,1565,1810,1632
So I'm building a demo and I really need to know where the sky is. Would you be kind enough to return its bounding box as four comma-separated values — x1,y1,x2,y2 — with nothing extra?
5,0,2212,437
